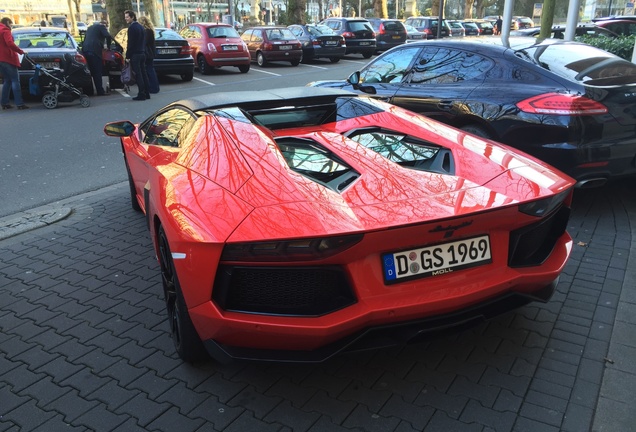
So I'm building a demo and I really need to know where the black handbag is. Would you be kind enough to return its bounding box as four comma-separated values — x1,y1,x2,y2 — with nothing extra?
121,63,136,86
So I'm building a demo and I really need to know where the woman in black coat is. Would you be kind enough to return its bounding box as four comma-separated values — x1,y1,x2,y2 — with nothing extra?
138,16,159,94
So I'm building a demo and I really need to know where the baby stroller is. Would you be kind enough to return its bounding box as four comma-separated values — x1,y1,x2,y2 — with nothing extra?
26,54,90,109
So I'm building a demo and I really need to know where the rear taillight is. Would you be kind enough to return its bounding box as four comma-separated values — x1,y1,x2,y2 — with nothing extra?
264,42,273,50
312,40,321,46
517,93,608,115
180,45,192,55
207,42,217,52
342,31,355,38
378,24,386,34
423,29,432,35
75,53,87,64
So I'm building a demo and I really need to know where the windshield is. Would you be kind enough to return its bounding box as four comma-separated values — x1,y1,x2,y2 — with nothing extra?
207,26,240,38
13,31,75,49
156,28,183,40
266,28,296,40
308,25,336,36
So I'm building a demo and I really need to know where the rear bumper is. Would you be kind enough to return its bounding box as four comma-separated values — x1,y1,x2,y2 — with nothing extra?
203,278,559,363
154,57,195,75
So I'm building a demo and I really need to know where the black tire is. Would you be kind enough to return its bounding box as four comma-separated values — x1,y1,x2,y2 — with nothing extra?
330,57,340,63
197,55,211,75
181,71,194,81
362,51,373,59
290,58,300,66
125,161,141,212
158,226,208,363
257,52,267,67
238,64,250,73
460,124,494,140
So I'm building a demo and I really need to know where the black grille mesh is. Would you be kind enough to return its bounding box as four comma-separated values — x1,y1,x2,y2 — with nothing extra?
213,266,356,316
508,206,570,267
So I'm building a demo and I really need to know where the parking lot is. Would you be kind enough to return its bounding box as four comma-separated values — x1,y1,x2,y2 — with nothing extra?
1,177,635,431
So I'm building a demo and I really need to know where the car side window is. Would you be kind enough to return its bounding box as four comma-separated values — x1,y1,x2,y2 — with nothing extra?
241,29,253,41
409,48,493,84
253,30,263,42
360,47,420,84
141,109,196,148
290,26,302,37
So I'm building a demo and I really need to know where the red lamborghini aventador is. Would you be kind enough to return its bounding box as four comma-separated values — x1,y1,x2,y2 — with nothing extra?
104,87,575,363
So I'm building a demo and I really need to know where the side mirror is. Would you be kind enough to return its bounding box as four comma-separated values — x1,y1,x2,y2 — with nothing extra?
347,71,361,87
104,120,135,137
347,71,377,95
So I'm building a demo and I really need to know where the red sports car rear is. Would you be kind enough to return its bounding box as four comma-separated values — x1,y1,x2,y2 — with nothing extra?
104,88,575,363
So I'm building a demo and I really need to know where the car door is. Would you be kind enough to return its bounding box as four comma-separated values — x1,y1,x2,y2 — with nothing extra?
393,46,493,125
128,108,197,200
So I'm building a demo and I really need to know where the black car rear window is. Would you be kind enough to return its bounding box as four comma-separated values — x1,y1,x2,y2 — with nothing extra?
382,21,404,31
518,43,636,85
349,21,373,31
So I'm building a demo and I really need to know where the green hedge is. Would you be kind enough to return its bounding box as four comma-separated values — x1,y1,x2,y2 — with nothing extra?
576,35,636,61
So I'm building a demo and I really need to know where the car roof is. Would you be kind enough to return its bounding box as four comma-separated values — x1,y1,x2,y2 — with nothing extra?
12,27,71,34
193,22,233,27
169,87,357,112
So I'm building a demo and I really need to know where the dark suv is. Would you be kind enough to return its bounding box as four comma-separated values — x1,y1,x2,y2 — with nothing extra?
404,16,449,39
320,18,376,58
366,18,407,52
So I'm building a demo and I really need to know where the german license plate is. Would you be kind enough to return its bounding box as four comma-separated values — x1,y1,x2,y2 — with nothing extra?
279,45,292,50
222,45,238,51
392,35,402,39
41,62,60,69
325,40,337,45
382,235,492,283
360,41,370,45
158,48,177,54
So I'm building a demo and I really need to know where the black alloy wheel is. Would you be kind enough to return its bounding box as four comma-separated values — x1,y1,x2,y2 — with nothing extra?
158,226,208,362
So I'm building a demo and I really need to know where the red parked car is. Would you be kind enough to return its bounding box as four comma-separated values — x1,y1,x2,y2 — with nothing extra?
104,87,575,363
179,22,250,74
240,26,303,66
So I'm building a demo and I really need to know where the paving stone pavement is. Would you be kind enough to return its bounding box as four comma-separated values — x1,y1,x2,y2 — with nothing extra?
1,178,635,432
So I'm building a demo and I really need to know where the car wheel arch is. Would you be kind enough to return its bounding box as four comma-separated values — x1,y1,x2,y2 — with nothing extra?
455,118,498,140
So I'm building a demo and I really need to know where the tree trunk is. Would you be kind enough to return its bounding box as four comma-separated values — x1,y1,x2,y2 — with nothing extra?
431,0,440,16
107,0,134,36
144,1,159,27
539,0,556,38
464,0,474,18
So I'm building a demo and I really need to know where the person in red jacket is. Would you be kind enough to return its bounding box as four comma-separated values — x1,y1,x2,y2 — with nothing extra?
0,17,28,110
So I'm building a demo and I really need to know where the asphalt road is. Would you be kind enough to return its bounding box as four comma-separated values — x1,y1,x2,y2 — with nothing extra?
0,56,367,218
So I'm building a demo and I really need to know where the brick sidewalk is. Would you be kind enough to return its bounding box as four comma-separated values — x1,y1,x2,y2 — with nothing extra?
1,180,634,432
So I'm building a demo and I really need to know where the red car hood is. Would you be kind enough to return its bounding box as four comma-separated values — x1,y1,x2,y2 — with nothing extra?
177,113,573,242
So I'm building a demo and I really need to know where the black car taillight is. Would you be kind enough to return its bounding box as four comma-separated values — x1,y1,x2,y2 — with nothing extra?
220,234,363,262
179,45,192,55
517,93,608,116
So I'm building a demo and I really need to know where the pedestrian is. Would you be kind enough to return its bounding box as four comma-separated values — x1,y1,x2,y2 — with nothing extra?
0,17,29,110
495,16,503,35
123,10,149,101
138,15,159,94
82,20,112,95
